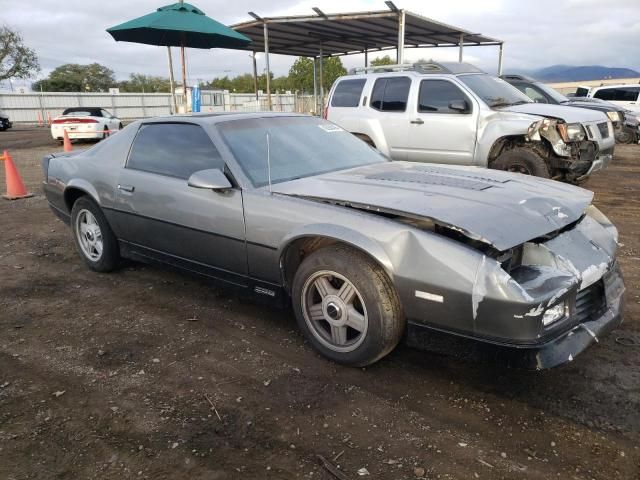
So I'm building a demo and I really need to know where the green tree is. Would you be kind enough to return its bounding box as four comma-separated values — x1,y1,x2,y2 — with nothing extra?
118,73,170,93
0,25,40,82
370,55,395,67
32,63,115,92
288,56,346,93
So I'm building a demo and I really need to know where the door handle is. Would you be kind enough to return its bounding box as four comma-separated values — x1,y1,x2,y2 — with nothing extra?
117,184,135,193
410,118,424,125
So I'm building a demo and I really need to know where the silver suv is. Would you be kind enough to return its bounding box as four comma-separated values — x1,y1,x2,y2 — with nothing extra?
326,62,615,182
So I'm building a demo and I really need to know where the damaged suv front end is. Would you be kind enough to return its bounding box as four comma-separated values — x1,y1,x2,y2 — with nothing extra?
524,114,614,182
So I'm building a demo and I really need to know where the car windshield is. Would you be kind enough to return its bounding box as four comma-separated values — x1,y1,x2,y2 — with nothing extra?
217,116,387,187
535,83,570,103
459,74,532,108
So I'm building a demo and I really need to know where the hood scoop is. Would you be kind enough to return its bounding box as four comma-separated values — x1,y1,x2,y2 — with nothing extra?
365,166,501,191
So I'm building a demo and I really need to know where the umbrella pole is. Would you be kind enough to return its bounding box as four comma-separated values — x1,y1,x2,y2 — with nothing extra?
181,41,187,112
167,47,178,114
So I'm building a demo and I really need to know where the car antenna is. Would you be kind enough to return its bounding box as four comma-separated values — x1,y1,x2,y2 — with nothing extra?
266,131,272,194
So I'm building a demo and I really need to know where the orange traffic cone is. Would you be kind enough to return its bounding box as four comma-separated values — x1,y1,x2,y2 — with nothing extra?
1,150,33,200
62,129,72,152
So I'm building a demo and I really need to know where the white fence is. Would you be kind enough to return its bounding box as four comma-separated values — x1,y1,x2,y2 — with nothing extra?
0,90,319,123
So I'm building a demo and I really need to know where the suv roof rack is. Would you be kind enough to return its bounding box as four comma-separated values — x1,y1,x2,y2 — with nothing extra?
348,61,484,76
349,62,449,75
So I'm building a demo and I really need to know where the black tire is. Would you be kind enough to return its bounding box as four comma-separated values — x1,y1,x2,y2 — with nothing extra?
70,196,120,272
615,128,636,144
292,245,404,367
118,122,123,130
102,127,109,139
492,148,551,178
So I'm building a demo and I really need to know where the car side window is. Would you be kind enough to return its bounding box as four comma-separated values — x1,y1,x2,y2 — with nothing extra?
418,80,472,113
615,87,640,102
127,123,224,180
331,79,366,107
370,77,411,112
593,89,615,101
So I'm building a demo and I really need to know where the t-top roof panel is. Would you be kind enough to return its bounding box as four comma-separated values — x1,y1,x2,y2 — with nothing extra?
231,9,501,57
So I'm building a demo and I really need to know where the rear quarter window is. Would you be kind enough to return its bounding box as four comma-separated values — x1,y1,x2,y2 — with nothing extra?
331,79,366,107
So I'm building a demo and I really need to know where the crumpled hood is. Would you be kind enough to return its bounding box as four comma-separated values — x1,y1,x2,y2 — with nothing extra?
272,162,593,251
502,103,608,123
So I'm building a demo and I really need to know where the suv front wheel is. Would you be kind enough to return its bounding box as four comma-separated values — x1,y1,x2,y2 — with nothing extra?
492,148,550,178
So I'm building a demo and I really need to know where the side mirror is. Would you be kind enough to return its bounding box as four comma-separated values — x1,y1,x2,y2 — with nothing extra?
188,169,232,191
449,100,469,113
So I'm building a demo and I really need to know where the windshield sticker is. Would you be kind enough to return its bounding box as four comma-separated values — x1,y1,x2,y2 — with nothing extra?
318,124,344,133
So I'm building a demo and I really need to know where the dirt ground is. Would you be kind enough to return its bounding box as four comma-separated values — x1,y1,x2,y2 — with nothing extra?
1,126,639,480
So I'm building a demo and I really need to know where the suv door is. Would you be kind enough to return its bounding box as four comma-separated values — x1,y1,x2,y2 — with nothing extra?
368,76,412,160
112,122,248,286
405,79,477,164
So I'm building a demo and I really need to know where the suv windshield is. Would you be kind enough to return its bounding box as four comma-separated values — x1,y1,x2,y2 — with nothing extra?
217,116,387,187
535,83,570,103
459,74,531,108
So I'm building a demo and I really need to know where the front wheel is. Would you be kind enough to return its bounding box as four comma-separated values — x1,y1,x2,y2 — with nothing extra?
292,245,405,366
70,196,120,272
492,148,551,178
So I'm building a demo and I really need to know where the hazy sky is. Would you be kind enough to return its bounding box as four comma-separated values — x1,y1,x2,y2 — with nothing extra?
3,0,639,89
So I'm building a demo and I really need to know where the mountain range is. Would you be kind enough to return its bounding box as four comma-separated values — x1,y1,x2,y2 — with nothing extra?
507,65,640,82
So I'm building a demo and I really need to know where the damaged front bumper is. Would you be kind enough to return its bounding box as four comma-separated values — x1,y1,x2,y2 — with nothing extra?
493,262,623,369
402,206,625,370
406,263,624,370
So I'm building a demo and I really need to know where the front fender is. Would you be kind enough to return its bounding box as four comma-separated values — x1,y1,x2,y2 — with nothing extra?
278,223,395,280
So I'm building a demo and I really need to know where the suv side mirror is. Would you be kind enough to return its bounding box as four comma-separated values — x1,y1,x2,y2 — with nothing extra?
188,169,232,191
449,100,469,113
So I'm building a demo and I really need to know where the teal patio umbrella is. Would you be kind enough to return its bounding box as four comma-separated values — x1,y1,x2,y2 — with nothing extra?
107,1,251,111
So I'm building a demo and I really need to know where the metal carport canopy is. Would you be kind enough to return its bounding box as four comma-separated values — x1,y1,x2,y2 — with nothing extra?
230,4,504,110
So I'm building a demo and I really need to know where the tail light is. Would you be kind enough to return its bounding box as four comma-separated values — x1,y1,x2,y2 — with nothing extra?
52,118,98,124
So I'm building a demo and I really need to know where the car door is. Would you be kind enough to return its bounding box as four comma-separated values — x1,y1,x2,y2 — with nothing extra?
368,76,412,160
405,79,477,164
101,109,119,131
112,122,248,286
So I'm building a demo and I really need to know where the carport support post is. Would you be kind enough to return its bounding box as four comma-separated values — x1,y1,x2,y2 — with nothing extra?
458,34,464,62
252,51,259,101
263,22,272,111
318,43,324,116
397,9,405,64
498,42,504,75
313,57,318,114
364,48,368,67
167,47,178,114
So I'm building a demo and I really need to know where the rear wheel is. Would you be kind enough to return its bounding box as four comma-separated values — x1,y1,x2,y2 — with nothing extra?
70,196,120,272
292,245,404,366
102,126,109,139
118,122,123,130
492,148,550,178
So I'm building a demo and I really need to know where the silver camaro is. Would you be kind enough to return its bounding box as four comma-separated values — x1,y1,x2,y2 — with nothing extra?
42,113,625,368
